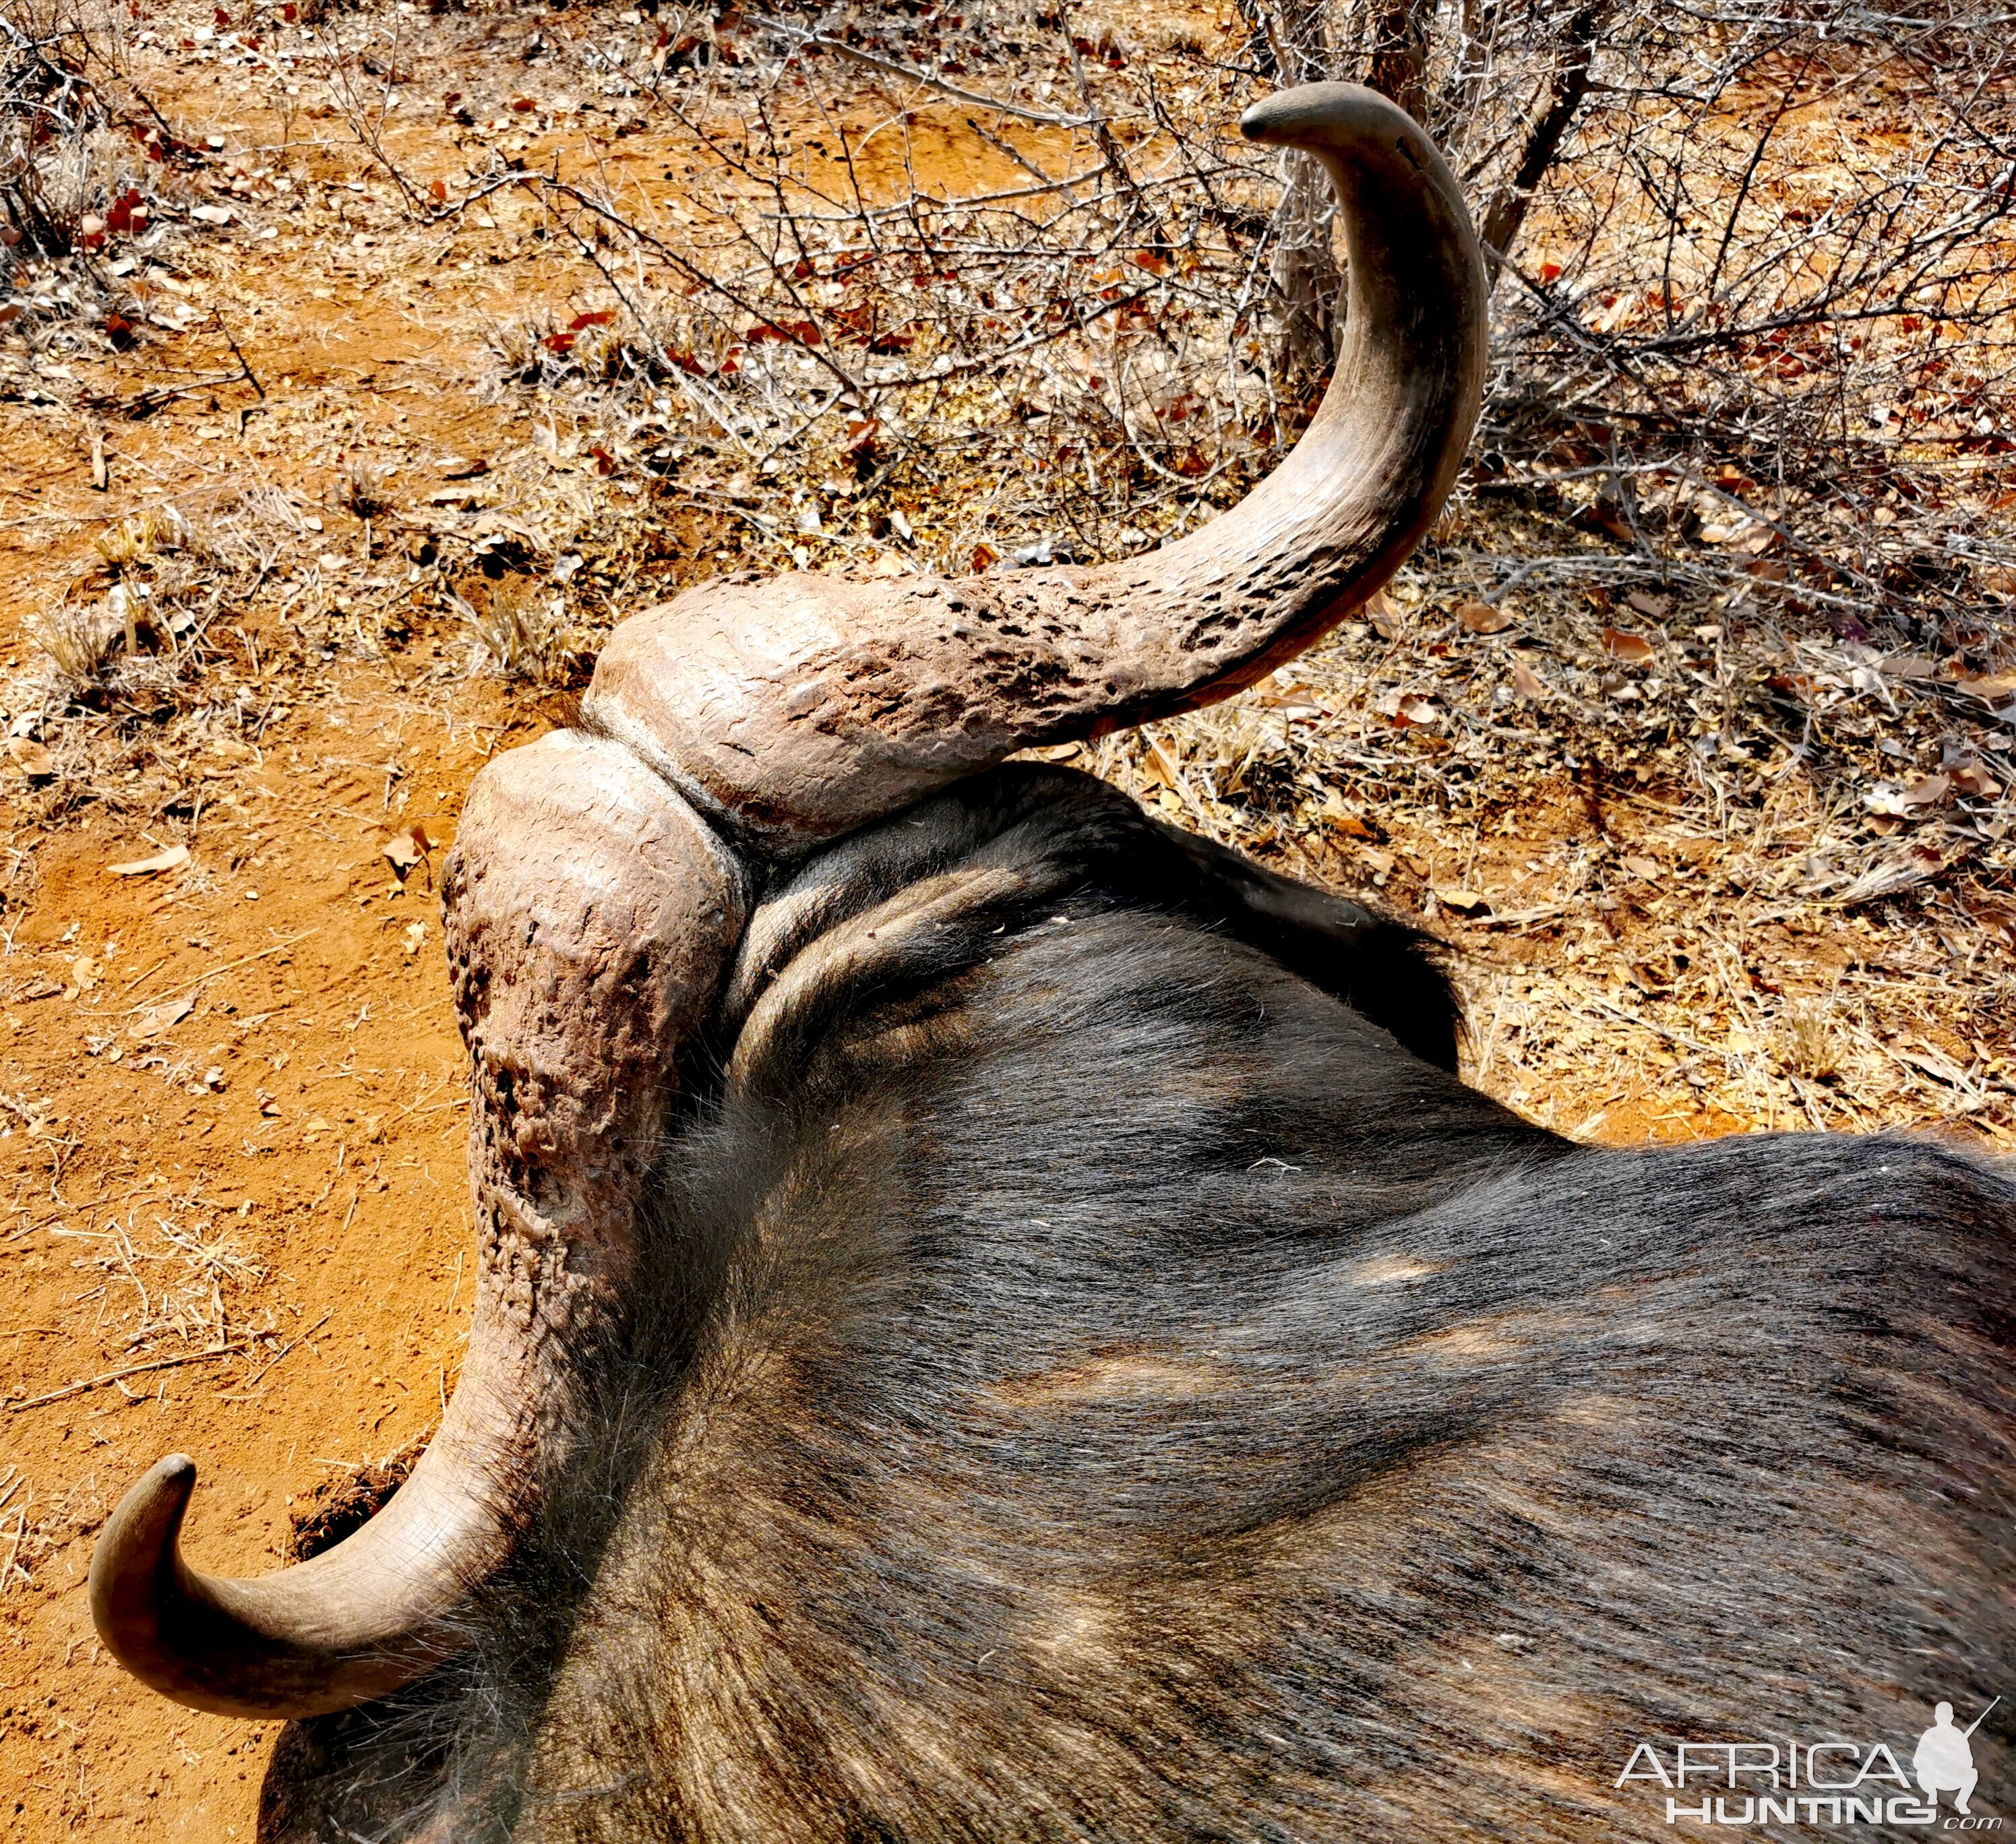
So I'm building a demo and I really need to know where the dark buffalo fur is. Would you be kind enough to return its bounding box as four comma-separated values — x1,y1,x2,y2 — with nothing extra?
261,766,2015,1844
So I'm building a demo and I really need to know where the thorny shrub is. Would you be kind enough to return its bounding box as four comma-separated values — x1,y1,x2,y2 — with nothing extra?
450,0,2016,652
0,0,187,359
1257,0,2016,648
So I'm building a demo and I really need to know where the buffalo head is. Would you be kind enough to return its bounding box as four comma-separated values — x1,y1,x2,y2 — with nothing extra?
87,82,1490,1719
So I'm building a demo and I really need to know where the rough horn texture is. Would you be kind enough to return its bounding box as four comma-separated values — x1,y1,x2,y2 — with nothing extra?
90,733,747,1717
584,82,1488,850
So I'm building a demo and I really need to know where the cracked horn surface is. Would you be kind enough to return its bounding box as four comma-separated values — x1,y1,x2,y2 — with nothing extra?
585,81,1487,851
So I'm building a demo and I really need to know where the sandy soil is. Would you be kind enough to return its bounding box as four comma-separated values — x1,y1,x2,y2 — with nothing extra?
0,658,535,1837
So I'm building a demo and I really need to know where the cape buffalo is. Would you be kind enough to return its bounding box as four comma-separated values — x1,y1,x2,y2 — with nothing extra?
88,84,2014,1843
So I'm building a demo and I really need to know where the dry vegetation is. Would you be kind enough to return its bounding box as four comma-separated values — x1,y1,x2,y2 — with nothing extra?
0,0,2012,1829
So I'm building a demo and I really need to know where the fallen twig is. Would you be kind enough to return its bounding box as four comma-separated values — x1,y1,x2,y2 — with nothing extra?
212,309,265,400
121,930,318,1016
228,1311,332,1394
74,371,254,419
7,1340,255,1412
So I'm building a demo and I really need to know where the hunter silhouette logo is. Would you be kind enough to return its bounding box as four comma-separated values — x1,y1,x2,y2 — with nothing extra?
1616,1695,2003,1828
1918,1700,1999,1817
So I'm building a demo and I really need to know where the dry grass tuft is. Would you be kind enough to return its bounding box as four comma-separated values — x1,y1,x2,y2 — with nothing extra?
30,598,124,687
451,586,561,683
0,1466,107,1597
92,505,200,576
1779,998,1841,1082
333,459,394,521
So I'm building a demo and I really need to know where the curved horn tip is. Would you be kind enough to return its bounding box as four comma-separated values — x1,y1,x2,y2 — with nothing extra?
90,1453,197,1676
1238,80,1416,148
90,1450,427,1720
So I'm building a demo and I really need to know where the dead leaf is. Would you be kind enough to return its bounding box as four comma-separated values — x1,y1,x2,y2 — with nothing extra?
1577,499,1635,545
382,824,432,876
1366,590,1403,640
1625,590,1670,619
69,955,100,992
470,514,543,550
1621,855,1661,880
1138,739,1180,791
1954,672,2016,703
1432,886,1489,913
1951,765,2003,799
1258,682,1328,713
439,457,491,480
1601,627,1655,664
109,844,190,877
1320,791,1373,838
401,921,428,958
1358,845,1396,877
1374,689,1439,727
1901,773,1951,808
7,738,53,778
1455,601,1515,635
1510,658,1548,700
130,993,194,1040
